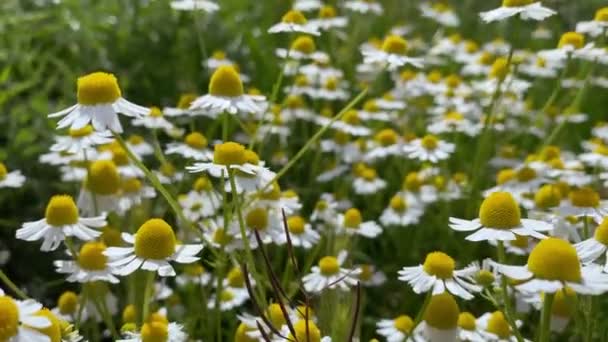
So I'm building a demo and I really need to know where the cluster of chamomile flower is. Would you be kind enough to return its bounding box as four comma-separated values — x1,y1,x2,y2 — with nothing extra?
2,0,608,341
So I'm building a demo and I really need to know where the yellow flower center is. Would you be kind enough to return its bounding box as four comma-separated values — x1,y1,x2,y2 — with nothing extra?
289,320,321,342
539,145,561,161
244,150,260,165
246,207,269,230
235,323,257,342
213,142,247,165
400,69,417,81
209,66,244,97
528,238,581,282
227,267,245,287
0,163,6,181
319,5,337,18
315,200,328,211
423,251,455,279
510,234,529,249
177,93,197,109
324,77,338,90
58,291,78,315
122,178,142,194
479,192,521,229
421,135,439,150
496,169,515,185
122,305,137,324
423,293,460,330
69,125,94,138
358,264,374,281
102,225,122,246
184,263,205,276
185,132,208,149
534,184,562,209
486,311,511,338
445,111,464,121
458,312,476,331
141,321,168,342
194,176,213,192
390,195,407,212
213,228,233,246
212,50,226,60
516,167,536,182
111,147,129,166
594,218,608,245
45,195,79,226
403,172,422,192
427,70,442,83
78,242,107,271
134,219,177,260
382,35,407,55
287,216,306,235
569,187,600,208
295,306,314,319
220,289,235,302
558,32,585,50
476,270,495,287
0,296,19,341
595,7,608,22
32,309,61,342
267,304,286,328
291,36,316,54
552,287,576,318
286,95,304,109
77,72,122,105
282,10,307,24
128,134,145,145
502,0,534,7
490,57,510,80
319,256,340,275
393,315,413,333
159,163,175,177
466,40,479,53
149,107,162,118
361,168,377,181
87,160,121,195
375,129,398,146
344,208,362,229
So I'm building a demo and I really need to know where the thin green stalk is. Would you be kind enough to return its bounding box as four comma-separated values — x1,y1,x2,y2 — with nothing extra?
539,293,555,342
91,292,118,339
222,112,230,141
497,241,524,342
0,269,27,299
141,271,156,324
407,290,432,338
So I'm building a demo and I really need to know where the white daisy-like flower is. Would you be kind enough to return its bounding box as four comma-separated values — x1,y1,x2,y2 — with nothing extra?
403,134,455,163
344,0,383,15
179,191,218,222
104,218,203,277
0,296,53,342
539,32,600,62
50,125,113,154
376,315,417,342
555,186,608,221
175,263,212,287
575,217,608,271
276,36,329,62
449,192,552,242
418,293,461,342
362,35,424,71
480,0,556,23
476,311,525,342
456,312,486,342
274,215,320,249
380,195,425,227
48,72,149,133
336,208,382,238
165,132,213,161
308,6,348,31
170,0,219,12
352,168,386,195
15,195,106,251
302,251,360,293
294,0,322,12
492,237,608,295
118,320,187,342
190,66,265,115
77,160,121,216
268,10,320,35
398,251,481,300
54,241,119,283
420,2,460,27
206,50,234,70
576,7,608,37
271,319,332,342
117,178,156,214
131,107,175,131
207,287,249,311
356,264,386,287
0,163,25,188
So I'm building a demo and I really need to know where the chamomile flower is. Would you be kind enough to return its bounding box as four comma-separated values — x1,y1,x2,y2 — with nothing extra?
456,312,485,342
77,160,121,215
206,50,233,70
117,178,156,214
398,251,481,300
274,215,320,249
476,311,523,341
165,132,213,161
268,10,320,36
190,66,265,115
0,163,25,188
48,72,150,133
104,218,203,277
344,0,383,15
403,134,455,163
0,296,52,342
492,237,608,294
176,263,212,287
336,208,382,238
420,2,460,27
308,6,348,31
131,106,174,131
421,293,460,342
356,264,386,287
523,287,576,333
576,7,608,37
380,195,425,227
480,0,556,23
50,125,113,154
310,196,339,223
207,288,249,311
575,217,608,270
449,192,552,241
539,32,599,62
118,319,187,342
362,35,424,71
274,319,332,342
376,315,415,342
170,0,218,12
16,195,106,251
556,186,608,220
302,251,359,293
353,167,387,195
106,146,144,178
276,35,328,62
54,241,119,283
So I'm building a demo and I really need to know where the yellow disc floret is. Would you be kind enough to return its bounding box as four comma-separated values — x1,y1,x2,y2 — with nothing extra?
45,195,79,226
421,135,439,150
595,7,608,22
382,35,408,55
140,321,168,342
267,304,286,328
32,309,61,342
77,72,122,105
558,32,585,50
486,311,511,339
235,323,257,342
479,192,521,229
185,132,208,149
282,10,307,24
0,296,19,341
289,320,321,342
390,195,407,212
213,142,247,165
0,163,6,181
502,0,534,7
458,312,476,331
78,242,107,271
423,293,460,330
527,238,581,282
375,129,398,146
122,304,137,324
343,208,362,229
86,160,121,195
552,287,576,318
393,315,413,333
319,256,340,275
134,219,177,260
594,218,608,245
287,216,306,235
69,125,94,138
58,291,78,315
534,184,562,209
423,251,455,279
569,187,600,208
209,66,243,97
291,36,316,54
490,57,510,80
227,267,245,288
246,207,269,230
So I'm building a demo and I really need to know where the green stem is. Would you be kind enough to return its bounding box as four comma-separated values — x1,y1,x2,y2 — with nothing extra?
0,269,27,299
91,291,118,339
497,242,524,342
538,293,555,342
141,271,156,324
222,112,230,141
407,291,432,338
